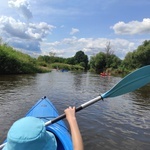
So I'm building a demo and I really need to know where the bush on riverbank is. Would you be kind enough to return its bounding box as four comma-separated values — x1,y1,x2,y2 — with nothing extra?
0,44,50,74
0,43,84,75
51,63,84,71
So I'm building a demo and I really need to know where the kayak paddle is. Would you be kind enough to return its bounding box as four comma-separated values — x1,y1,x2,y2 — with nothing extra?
45,65,150,126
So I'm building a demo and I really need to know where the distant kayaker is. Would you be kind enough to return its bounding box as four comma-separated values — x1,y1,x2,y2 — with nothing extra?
2,107,83,150
65,106,84,150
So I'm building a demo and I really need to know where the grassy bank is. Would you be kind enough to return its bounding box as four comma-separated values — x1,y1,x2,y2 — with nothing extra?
0,44,84,75
50,63,84,71
0,44,51,74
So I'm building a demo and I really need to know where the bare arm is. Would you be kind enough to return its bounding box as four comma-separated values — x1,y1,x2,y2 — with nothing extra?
64,107,84,150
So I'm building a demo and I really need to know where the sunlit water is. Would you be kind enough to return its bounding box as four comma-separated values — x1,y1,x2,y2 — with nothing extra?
0,71,150,150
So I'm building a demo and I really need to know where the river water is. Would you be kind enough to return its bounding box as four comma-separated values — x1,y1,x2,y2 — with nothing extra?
0,70,150,150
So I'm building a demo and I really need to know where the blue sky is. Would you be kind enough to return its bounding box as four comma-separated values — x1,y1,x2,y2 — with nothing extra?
0,0,150,59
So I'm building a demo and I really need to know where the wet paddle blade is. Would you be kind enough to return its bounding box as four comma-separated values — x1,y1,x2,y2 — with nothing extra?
101,65,150,98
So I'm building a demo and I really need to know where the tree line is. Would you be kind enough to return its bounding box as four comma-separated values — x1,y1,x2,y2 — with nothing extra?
123,40,150,70
0,42,87,74
0,38,149,75
38,50,88,71
89,40,150,74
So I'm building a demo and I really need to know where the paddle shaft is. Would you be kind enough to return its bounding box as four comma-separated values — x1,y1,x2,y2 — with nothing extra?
0,143,5,149
45,66,150,126
45,96,102,126
1,97,102,149
0,96,103,148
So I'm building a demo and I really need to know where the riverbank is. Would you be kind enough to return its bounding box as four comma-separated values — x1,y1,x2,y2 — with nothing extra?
0,44,84,75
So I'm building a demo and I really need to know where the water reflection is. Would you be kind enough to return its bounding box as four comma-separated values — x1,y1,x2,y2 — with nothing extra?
72,72,84,91
133,84,150,101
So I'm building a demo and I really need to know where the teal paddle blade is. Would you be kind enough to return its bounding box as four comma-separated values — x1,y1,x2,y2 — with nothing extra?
101,65,150,98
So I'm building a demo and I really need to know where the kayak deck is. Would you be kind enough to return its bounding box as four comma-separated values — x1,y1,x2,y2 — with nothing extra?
25,97,73,150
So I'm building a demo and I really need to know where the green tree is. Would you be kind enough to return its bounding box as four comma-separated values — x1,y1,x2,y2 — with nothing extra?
89,51,121,73
90,52,106,73
109,54,121,69
74,51,88,70
65,57,75,65
122,51,136,70
123,40,150,69
38,55,65,64
134,40,150,67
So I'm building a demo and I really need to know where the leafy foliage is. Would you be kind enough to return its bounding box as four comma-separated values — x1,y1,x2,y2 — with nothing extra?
90,40,150,74
38,55,65,64
122,40,150,70
134,40,150,66
38,50,89,70
0,38,149,75
74,51,88,70
51,63,84,71
0,44,48,74
89,52,121,73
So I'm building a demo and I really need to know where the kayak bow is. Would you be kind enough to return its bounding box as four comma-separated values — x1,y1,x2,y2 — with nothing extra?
1,97,73,150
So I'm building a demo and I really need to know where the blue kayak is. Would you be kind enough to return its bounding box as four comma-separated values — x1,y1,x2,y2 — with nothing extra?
25,97,73,150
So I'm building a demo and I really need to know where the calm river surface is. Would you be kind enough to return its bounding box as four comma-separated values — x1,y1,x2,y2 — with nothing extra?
0,71,150,150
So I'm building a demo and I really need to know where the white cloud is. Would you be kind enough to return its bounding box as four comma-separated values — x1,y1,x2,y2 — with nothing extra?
40,37,137,59
8,0,32,19
112,18,150,35
0,16,55,53
70,28,80,35
0,14,139,58
40,41,65,57
0,16,55,40
8,37,41,53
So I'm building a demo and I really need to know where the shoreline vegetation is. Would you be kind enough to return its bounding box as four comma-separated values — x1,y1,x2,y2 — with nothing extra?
0,44,85,75
0,40,150,75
